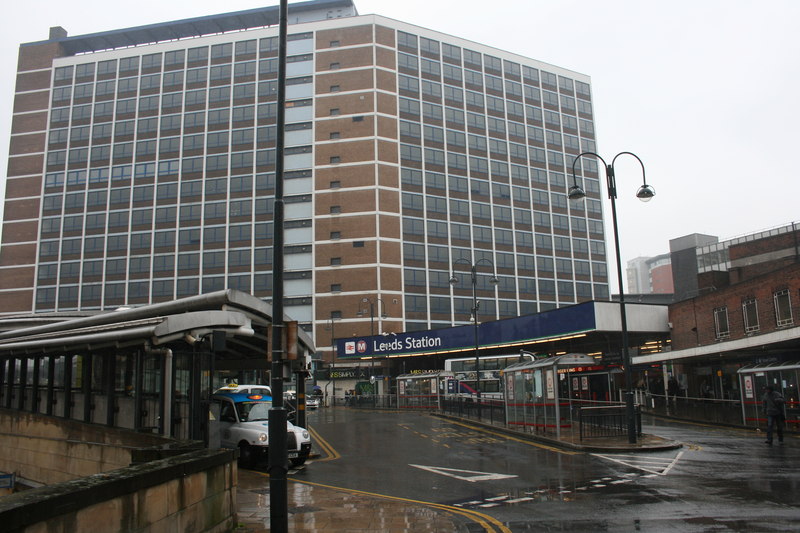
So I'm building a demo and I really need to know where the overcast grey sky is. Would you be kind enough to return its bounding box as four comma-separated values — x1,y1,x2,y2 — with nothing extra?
1,0,798,292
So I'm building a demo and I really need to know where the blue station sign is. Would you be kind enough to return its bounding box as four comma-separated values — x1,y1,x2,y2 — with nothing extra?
336,301,599,359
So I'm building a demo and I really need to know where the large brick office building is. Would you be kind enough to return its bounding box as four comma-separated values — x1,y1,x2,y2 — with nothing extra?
0,0,609,367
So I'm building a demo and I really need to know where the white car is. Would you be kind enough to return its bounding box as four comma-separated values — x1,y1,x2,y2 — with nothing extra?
306,396,321,409
211,391,311,468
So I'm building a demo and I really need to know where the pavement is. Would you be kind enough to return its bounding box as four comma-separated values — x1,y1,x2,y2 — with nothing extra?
234,411,682,532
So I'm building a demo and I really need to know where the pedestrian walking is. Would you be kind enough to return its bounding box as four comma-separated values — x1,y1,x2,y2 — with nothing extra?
762,385,785,445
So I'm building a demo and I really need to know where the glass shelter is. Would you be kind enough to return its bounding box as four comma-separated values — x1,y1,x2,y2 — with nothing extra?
738,361,799,431
503,353,616,439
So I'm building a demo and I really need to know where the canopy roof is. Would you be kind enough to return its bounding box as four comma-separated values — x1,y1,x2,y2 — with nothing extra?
0,290,315,367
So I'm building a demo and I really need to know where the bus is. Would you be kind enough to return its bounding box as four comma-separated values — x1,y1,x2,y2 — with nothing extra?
444,353,536,399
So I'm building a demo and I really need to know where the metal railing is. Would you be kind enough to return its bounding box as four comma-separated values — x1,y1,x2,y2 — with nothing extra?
636,390,745,426
578,404,642,440
439,396,506,425
345,394,397,409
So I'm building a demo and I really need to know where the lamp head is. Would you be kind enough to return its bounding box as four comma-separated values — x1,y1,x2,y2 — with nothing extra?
449,275,459,285
489,275,499,285
636,184,655,202
568,185,587,201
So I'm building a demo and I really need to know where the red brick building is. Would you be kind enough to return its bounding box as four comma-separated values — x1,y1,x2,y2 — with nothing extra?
634,223,800,405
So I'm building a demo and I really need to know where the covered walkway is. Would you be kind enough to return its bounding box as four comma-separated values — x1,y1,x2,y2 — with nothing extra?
0,289,314,441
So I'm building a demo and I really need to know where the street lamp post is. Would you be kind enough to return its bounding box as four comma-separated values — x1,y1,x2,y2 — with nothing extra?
569,151,655,444
360,297,387,399
324,318,340,406
449,258,499,420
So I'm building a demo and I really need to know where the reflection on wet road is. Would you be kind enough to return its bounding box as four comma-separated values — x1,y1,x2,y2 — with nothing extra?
246,408,800,532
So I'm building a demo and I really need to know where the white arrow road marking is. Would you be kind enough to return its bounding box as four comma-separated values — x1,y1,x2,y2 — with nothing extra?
591,450,684,476
409,464,518,482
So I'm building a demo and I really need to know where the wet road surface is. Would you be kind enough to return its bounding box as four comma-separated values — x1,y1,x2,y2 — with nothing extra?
240,407,799,532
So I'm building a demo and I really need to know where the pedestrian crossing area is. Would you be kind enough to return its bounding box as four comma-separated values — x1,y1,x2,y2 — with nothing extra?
452,450,684,509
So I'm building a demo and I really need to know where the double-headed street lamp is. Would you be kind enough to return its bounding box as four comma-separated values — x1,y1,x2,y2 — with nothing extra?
569,151,655,444
449,258,499,419
359,297,387,396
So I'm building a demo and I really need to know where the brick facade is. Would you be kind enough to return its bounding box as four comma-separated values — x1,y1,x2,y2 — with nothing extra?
670,262,800,351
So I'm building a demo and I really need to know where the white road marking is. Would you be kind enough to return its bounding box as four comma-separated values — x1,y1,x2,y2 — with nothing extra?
591,450,685,476
409,464,518,482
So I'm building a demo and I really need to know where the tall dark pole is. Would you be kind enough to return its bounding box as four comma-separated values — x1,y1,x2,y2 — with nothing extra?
608,176,637,444
450,259,498,421
268,1,289,531
569,151,655,445
470,265,481,420
367,300,374,399
361,297,387,400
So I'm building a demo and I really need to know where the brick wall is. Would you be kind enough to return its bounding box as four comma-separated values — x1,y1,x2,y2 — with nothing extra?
670,263,800,350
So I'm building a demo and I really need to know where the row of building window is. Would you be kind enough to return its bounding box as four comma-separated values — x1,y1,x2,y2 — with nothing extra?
713,289,794,338
36,274,272,307
395,30,591,99
400,168,601,197
401,243,605,275
395,58,590,110
399,120,591,153
44,168,290,189
50,101,281,129
329,281,609,324
52,36,298,84
51,68,292,109
396,97,594,137
41,218,272,242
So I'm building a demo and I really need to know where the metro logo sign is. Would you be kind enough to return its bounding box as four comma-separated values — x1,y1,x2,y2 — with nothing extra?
344,340,367,355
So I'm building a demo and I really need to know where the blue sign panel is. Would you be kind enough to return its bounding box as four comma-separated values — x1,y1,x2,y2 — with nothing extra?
336,302,598,359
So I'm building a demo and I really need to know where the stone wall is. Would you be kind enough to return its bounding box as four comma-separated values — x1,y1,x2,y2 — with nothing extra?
0,448,238,533
0,409,177,484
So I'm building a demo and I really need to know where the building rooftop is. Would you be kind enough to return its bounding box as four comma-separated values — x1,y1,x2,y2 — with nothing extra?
23,0,356,56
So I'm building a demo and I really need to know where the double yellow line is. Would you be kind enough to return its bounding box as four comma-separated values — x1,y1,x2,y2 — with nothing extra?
308,426,340,461
292,478,511,533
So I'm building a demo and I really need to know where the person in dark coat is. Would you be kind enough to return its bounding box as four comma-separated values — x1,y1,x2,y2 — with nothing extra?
762,385,785,445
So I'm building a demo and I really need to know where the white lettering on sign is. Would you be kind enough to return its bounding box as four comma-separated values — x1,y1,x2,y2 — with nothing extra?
371,336,442,353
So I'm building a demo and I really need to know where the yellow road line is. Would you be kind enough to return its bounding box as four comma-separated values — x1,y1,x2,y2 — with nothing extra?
291,478,512,533
251,469,509,533
308,426,340,461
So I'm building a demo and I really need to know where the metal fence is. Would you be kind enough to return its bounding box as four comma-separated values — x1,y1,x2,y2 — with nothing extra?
635,391,745,426
578,404,642,440
438,396,506,425
345,394,397,409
